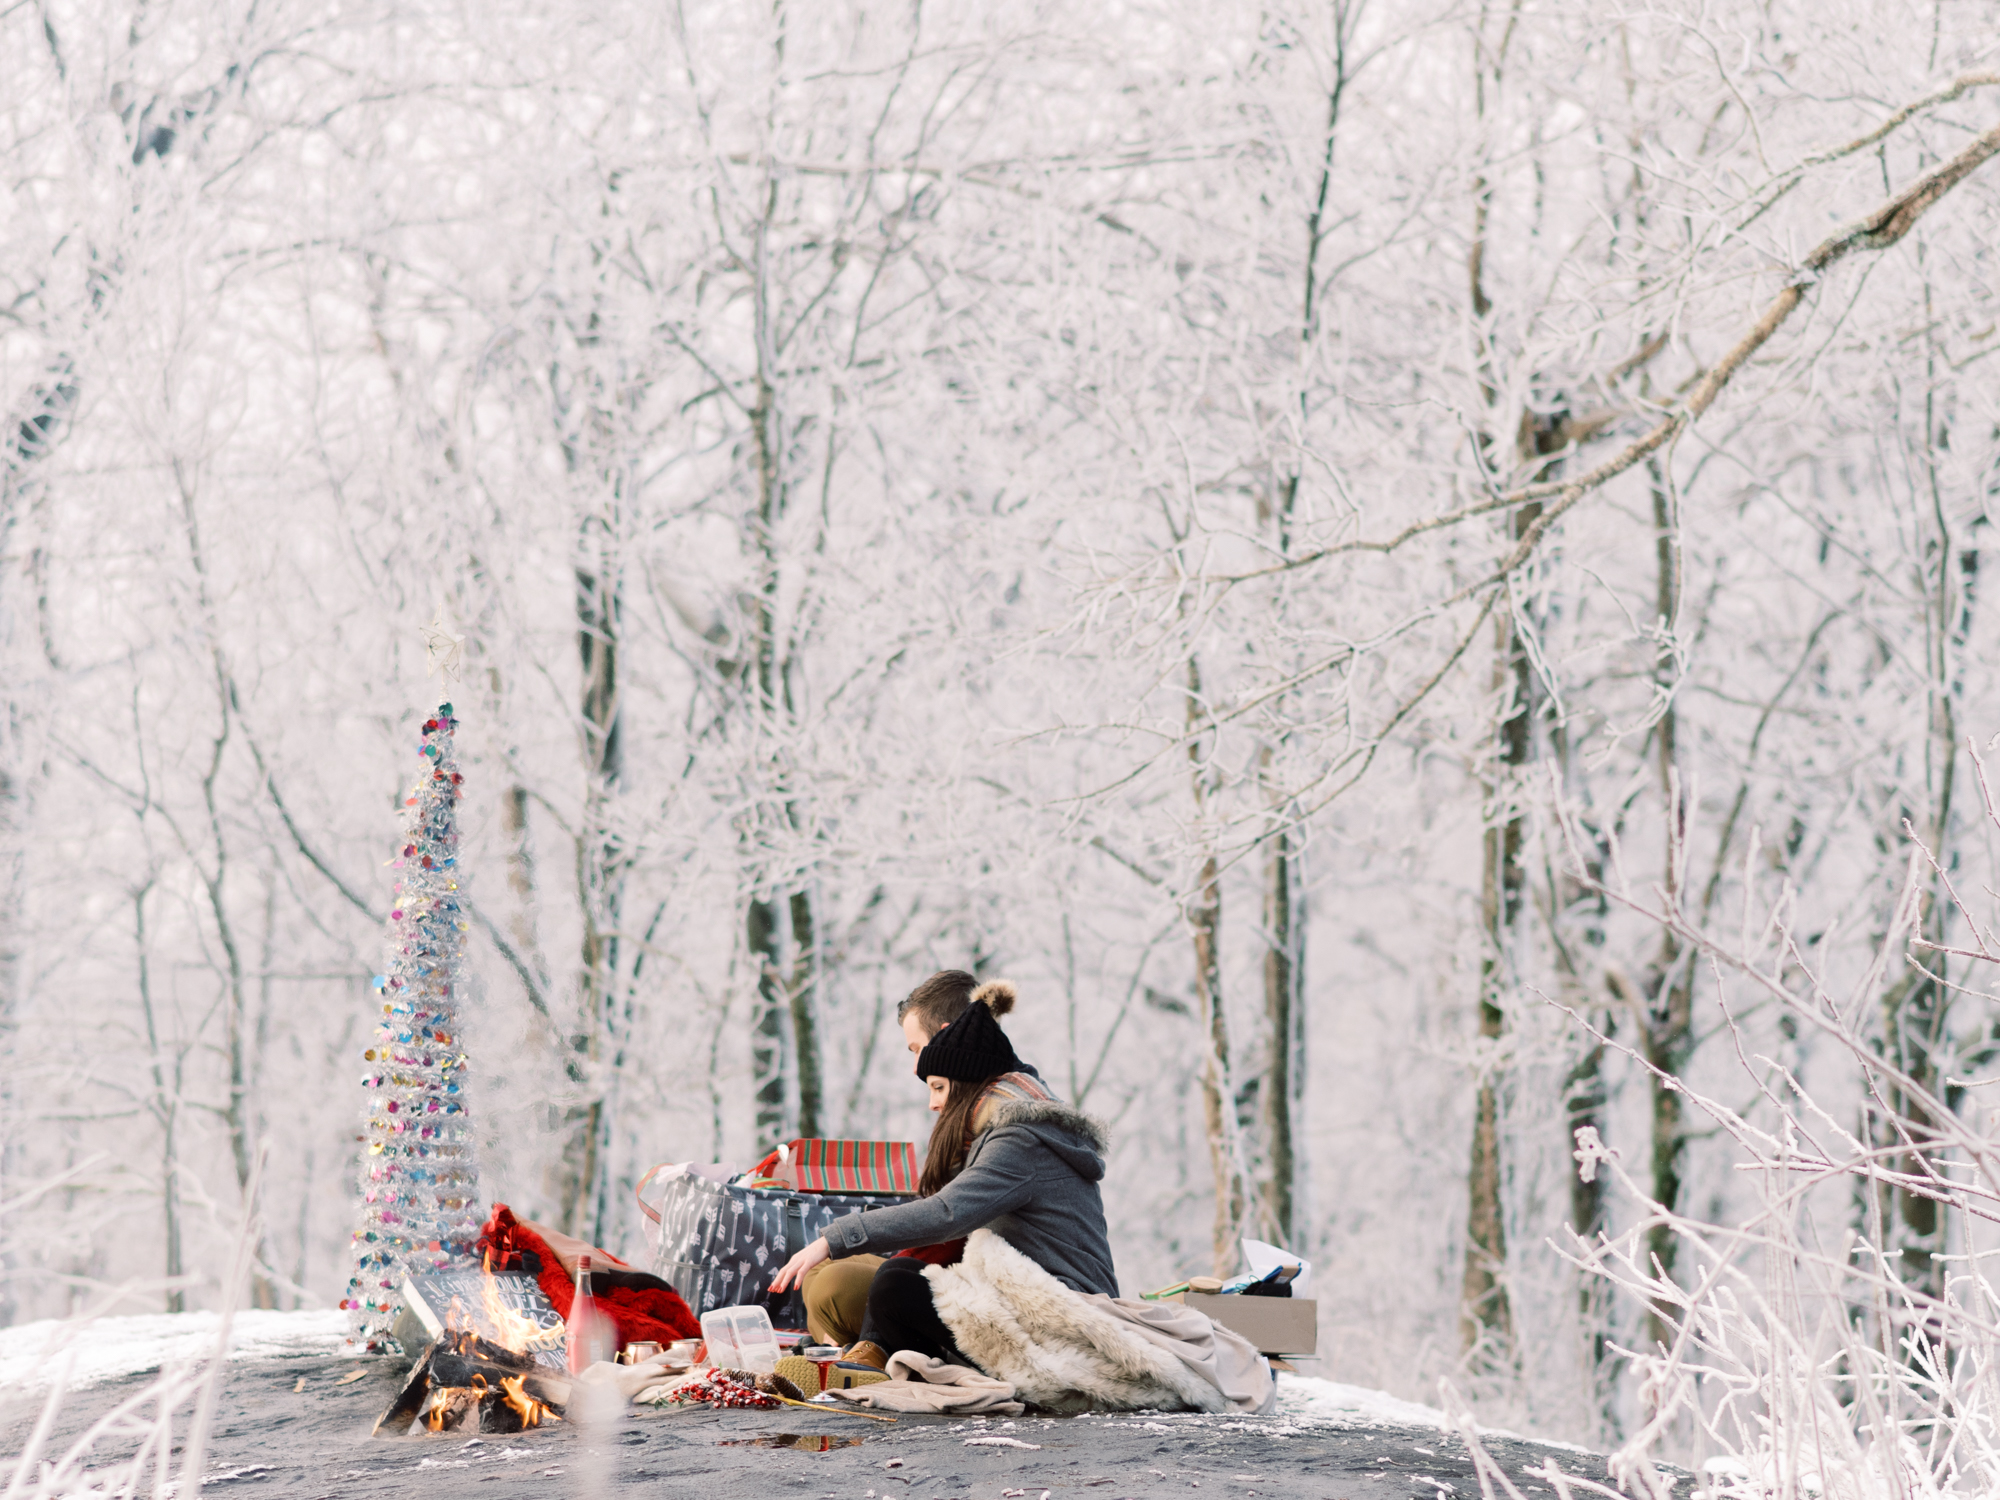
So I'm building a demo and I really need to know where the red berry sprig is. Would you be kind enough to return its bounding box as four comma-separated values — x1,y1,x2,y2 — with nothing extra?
668,1370,778,1409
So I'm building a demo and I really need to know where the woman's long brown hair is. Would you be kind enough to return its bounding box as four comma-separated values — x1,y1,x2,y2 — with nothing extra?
919,1073,1008,1197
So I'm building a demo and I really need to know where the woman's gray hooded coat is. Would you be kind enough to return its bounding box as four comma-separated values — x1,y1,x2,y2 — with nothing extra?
822,1099,1117,1297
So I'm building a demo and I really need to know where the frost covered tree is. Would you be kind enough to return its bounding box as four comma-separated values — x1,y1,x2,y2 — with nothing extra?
6,0,2000,1452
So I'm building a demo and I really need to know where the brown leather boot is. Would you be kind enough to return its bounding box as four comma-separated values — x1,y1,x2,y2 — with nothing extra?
842,1340,889,1371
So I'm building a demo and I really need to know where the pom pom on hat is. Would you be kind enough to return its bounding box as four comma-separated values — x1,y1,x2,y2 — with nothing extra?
970,979,1016,1016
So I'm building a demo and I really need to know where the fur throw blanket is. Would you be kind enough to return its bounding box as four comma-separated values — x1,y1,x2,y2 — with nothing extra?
927,1229,1276,1415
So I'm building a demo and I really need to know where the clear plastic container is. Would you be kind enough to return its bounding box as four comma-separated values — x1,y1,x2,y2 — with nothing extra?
699,1304,779,1374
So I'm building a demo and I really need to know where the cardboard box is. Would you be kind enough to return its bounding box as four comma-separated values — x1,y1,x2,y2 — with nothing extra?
1172,1291,1318,1356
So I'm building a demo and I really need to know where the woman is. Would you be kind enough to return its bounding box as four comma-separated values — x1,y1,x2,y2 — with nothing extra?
769,978,1116,1368
795,970,1058,1349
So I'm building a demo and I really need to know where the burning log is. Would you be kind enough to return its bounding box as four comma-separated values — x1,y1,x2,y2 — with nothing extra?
423,1378,483,1432
497,1374,549,1431
373,1333,570,1437
436,1353,568,1414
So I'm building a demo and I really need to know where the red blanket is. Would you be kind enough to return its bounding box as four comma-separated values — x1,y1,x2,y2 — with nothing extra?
477,1203,699,1347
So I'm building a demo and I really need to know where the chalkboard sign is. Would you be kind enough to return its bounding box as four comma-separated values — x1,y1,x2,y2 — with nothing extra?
394,1268,568,1370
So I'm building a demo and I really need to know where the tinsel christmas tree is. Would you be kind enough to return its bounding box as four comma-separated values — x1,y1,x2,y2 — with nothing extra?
342,703,485,1349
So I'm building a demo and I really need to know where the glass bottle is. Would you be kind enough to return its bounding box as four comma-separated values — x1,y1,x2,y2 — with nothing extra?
566,1254,617,1373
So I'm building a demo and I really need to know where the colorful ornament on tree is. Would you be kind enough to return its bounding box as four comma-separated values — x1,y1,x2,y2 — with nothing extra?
342,703,485,1350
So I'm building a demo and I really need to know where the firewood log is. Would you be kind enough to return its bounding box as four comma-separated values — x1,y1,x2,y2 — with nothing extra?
371,1345,438,1437
421,1384,481,1432
428,1347,571,1411
478,1389,527,1433
372,1339,572,1437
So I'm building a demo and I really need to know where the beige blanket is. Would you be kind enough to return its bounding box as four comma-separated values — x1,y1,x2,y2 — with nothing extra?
823,1351,1025,1415
928,1229,1277,1415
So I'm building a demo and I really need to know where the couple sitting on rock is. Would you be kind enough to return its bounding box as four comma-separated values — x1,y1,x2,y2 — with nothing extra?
767,970,1273,1415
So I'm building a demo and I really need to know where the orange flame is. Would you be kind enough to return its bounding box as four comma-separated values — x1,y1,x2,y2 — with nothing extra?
501,1374,551,1428
426,1375,488,1432
479,1250,564,1355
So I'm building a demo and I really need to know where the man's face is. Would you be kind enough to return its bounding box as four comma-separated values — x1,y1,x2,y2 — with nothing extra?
901,1011,931,1057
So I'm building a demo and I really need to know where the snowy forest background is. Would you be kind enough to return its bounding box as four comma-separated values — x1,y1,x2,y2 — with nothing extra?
5,0,2000,1454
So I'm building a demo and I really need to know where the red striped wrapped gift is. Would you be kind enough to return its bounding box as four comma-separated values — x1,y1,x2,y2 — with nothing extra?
752,1138,918,1195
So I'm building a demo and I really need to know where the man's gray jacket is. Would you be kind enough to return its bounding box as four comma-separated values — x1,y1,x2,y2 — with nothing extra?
822,1099,1118,1297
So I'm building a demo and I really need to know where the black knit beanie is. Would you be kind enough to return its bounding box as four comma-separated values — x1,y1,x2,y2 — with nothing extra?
914,993,1021,1080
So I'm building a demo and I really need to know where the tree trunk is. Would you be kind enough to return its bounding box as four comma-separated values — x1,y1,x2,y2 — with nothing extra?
557,552,624,1236
1640,462,1695,1348
1545,707,1618,1426
255,875,285,1303
1261,822,1302,1245
1461,793,1516,1359
135,882,185,1312
748,895,787,1151
1458,1,1527,1362
0,741,20,1328
207,739,274,1307
737,179,808,1159
1641,945,1692,1350
1247,12,1351,1249
174,478,277,1309
1460,1023,1510,1353
1187,655,1244,1275
0,378,48,1325
1461,501,1537,1360
1873,280,1966,1306
1563,1032,1610,1412
500,785,547,982
788,888,823,1141
1193,844,1239,1276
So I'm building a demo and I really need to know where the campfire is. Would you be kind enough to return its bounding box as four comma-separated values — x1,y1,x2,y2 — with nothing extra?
374,1271,572,1437
419,1372,547,1433
376,1323,564,1436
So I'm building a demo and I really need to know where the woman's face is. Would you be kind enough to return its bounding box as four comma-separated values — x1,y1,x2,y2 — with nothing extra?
927,1076,951,1114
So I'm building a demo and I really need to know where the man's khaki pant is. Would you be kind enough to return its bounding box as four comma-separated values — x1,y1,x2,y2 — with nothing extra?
800,1253,884,1346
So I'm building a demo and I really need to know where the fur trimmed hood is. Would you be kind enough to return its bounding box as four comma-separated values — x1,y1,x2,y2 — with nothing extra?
976,1098,1111,1179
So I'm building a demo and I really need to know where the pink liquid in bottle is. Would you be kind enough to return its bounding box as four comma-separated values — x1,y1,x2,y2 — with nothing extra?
566,1254,618,1373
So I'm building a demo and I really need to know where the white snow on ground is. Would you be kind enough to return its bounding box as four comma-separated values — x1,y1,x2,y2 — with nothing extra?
1271,1374,1590,1453
0,1311,1585,1458
0,1309,351,1392
1274,1373,1449,1429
